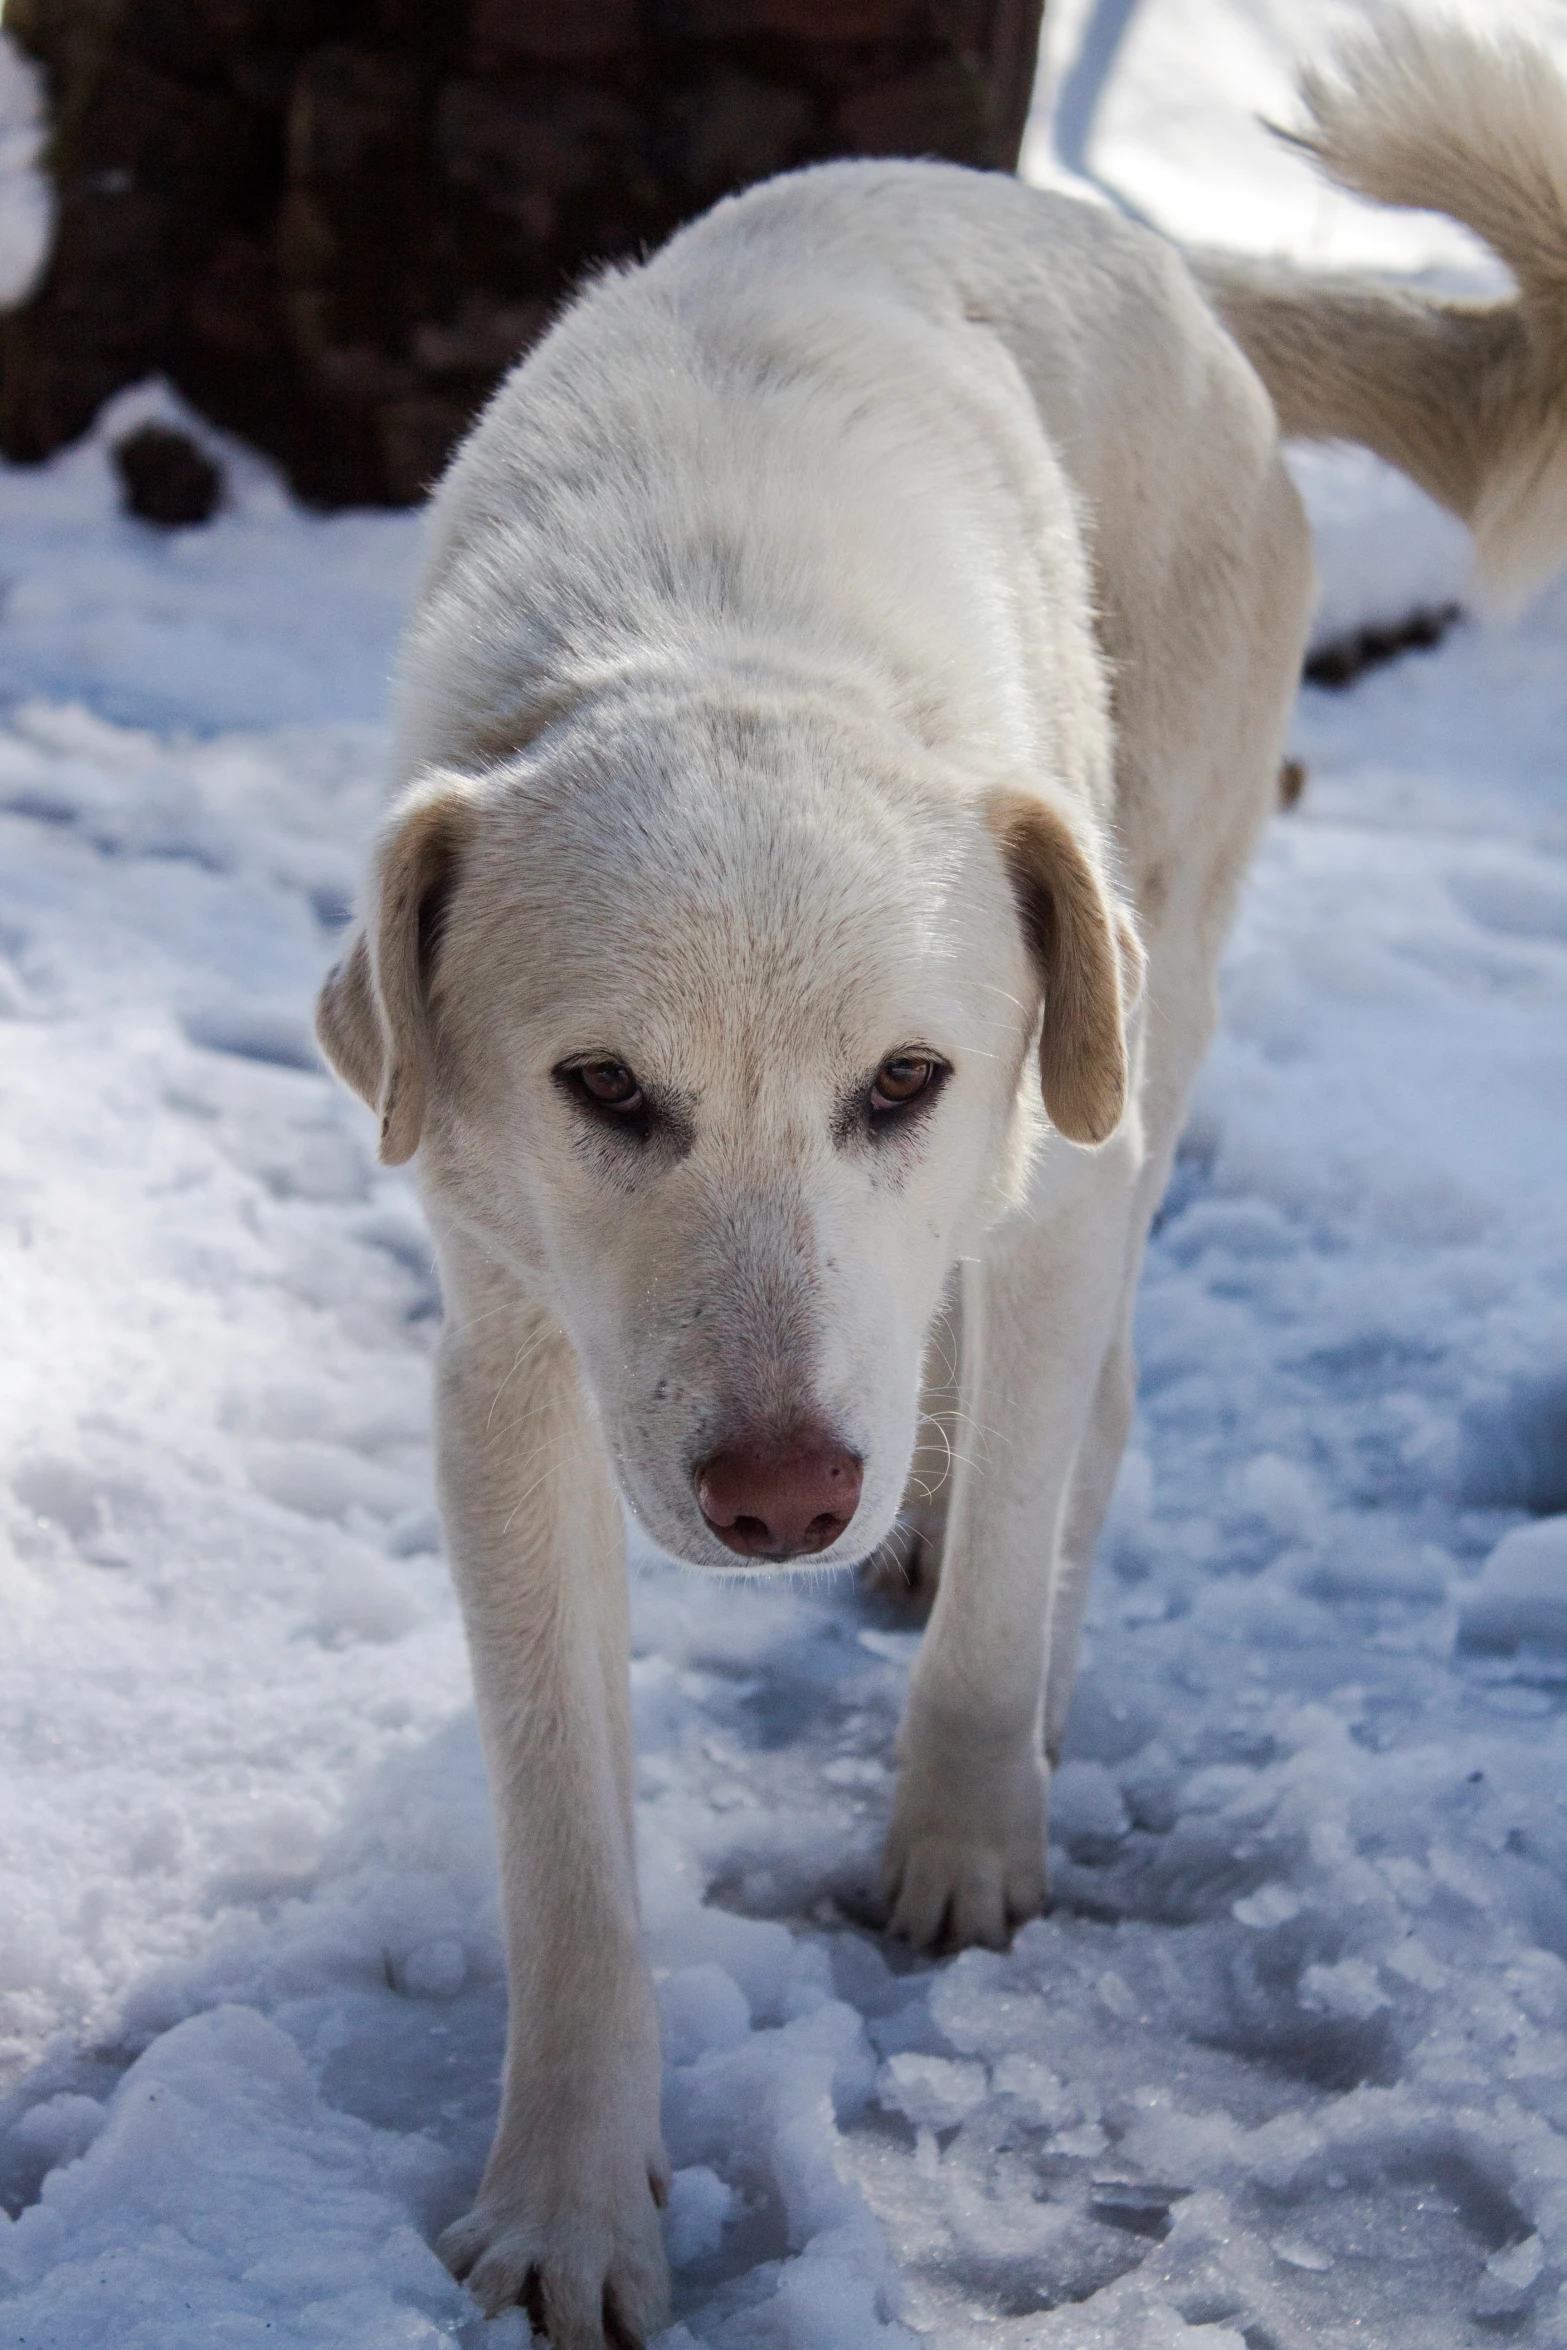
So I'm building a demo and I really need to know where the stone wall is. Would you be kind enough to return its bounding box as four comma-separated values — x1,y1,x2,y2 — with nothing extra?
0,0,1045,505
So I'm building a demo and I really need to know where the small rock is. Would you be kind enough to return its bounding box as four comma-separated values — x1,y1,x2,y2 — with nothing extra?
1303,602,1461,689
112,424,223,527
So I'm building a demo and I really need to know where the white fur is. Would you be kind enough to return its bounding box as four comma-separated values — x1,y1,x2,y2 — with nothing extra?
314,17,1567,2342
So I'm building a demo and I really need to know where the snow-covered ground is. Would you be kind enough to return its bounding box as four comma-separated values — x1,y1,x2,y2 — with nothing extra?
3,7,1567,2346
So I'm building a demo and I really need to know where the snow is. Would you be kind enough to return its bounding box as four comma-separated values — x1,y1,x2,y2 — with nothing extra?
0,31,49,310
1458,1520,1567,1659
1029,0,1567,271
3,5,1567,2345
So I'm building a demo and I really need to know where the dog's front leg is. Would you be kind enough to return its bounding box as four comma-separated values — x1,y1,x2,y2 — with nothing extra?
881,1155,1135,1951
432,1241,669,2348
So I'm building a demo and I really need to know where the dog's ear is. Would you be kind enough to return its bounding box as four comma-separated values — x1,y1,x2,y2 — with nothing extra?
986,788,1144,1147
316,778,477,1166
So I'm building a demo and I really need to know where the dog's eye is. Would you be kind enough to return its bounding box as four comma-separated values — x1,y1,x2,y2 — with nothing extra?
869,1054,941,1115
579,1060,640,1107
560,1058,645,1115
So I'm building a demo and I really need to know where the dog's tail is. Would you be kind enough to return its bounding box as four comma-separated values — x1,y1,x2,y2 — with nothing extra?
1193,9,1567,605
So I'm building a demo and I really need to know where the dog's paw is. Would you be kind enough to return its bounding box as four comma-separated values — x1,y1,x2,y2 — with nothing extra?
879,1752,1048,1951
879,1828,1046,1950
440,2132,671,2348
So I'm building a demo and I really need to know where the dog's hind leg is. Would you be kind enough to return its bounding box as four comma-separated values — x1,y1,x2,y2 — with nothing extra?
431,1233,670,2349
880,1136,1140,1950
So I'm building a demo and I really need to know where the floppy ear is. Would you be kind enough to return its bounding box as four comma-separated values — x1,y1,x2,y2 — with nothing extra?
986,788,1144,1147
315,779,476,1166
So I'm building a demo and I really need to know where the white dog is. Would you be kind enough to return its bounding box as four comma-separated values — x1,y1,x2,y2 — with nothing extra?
316,16,1567,2343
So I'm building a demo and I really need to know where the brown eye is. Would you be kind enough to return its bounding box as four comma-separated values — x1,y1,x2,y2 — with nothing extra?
869,1054,938,1114
571,1059,643,1110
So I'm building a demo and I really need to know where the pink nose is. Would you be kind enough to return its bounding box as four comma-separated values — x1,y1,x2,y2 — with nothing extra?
695,1435,863,1560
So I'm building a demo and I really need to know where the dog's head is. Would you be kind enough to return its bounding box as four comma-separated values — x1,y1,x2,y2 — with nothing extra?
318,693,1139,1570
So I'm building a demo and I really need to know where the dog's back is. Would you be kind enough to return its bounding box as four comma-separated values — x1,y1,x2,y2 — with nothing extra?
398,163,1179,810
400,154,1310,946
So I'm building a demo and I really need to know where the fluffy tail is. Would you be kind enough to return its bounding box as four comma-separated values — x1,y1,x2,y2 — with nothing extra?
1194,9,1567,605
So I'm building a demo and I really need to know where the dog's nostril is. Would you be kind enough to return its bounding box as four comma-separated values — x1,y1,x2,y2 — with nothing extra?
695,1435,863,1560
